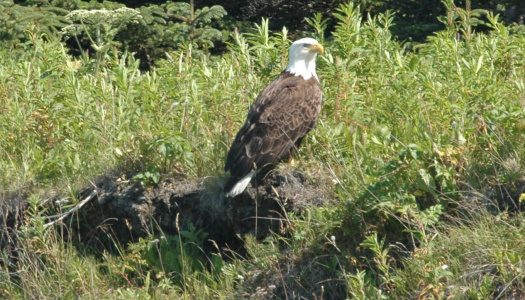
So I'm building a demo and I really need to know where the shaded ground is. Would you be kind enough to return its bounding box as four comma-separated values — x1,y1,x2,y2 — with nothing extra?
75,167,331,252
0,167,333,255
4,168,524,298
0,167,344,298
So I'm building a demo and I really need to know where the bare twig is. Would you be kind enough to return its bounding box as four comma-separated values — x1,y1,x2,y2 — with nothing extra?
43,189,97,228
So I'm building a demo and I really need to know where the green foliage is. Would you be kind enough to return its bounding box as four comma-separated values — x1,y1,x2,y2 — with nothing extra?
393,210,525,298
350,0,509,42
61,7,142,72
346,269,387,299
165,2,227,50
130,1,227,63
439,0,490,41
231,17,291,77
315,1,525,297
61,2,228,70
3,0,525,298
133,166,161,187
361,233,394,289
0,0,69,44
132,133,196,185
126,224,208,283
305,12,330,44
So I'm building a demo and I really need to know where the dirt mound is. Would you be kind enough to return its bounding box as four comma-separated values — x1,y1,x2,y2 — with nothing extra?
76,168,331,251
0,167,336,298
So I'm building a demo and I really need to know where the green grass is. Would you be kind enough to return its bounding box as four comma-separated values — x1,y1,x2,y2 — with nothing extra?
2,2,525,299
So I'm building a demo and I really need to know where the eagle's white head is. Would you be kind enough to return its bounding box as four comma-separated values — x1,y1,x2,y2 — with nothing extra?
285,37,324,81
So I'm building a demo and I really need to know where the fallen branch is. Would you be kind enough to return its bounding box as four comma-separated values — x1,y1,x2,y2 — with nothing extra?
44,189,97,228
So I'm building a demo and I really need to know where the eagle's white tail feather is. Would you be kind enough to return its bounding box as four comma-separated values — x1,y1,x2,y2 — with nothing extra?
225,172,255,198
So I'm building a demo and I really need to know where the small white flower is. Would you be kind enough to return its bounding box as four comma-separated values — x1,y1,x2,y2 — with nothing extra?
55,199,70,205
330,235,336,243
442,264,448,270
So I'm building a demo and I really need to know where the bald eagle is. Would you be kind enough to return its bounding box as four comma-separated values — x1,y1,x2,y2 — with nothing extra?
224,38,324,198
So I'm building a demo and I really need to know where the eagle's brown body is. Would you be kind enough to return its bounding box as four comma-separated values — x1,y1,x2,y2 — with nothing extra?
223,38,323,197
224,71,322,195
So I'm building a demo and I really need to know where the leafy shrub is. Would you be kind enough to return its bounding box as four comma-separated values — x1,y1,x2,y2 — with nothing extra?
3,0,525,299
0,0,69,45
61,2,227,70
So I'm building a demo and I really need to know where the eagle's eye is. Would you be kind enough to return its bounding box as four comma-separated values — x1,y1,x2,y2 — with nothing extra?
303,43,311,48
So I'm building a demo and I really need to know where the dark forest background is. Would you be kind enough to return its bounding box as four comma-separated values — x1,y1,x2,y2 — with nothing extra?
4,0,525,68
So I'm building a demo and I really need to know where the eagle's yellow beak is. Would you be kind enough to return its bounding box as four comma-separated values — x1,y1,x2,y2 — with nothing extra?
310,43,324,55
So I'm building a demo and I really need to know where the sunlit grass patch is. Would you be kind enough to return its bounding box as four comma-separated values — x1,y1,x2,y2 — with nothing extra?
2,1,525,299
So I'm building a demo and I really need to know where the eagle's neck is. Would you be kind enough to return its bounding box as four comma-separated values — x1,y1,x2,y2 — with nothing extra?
285,58,318,81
